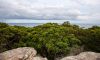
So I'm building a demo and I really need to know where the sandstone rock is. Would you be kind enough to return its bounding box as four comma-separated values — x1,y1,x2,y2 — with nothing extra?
0,47,47,60
33,56,48,60
61,52,100,60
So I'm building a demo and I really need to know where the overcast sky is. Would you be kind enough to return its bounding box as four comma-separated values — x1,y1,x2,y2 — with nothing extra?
0,0,100,23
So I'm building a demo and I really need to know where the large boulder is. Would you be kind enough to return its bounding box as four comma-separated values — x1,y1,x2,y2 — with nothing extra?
0,47,47,60
61,52,100,60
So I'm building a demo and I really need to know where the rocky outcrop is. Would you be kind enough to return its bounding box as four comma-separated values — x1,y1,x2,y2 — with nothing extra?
0,47,47,60
0,47,100,60
61,52,100,60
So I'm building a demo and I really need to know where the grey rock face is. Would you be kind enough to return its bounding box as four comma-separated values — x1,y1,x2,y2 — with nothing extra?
61,52,100,60
0,47,47,60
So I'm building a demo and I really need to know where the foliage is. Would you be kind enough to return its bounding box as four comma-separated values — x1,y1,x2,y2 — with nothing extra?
0,22,100,60
29,23,80,59
85,26,100,52
0,22,9,28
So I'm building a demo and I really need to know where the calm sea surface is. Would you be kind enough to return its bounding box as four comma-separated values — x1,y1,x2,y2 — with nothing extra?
8,23,100,28
1,19,100,28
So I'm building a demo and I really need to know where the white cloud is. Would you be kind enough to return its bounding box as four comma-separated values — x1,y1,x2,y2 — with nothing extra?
0,0,100,24
0,0,81,19
76,13,100,24
80,0,100,5
77,15,90,20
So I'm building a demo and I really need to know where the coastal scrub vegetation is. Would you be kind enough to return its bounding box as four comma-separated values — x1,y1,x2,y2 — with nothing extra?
0,22,100,60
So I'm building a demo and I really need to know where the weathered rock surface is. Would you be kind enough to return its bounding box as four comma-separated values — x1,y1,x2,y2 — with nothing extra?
1,47,100,60
0,47,47,60
61,52,100,60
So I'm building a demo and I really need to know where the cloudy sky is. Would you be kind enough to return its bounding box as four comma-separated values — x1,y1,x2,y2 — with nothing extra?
0,0,100,24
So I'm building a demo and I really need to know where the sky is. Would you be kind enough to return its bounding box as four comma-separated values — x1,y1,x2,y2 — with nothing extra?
0,0,100,24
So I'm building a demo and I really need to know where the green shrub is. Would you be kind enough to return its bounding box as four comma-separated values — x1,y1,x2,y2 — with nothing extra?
0,22,100,60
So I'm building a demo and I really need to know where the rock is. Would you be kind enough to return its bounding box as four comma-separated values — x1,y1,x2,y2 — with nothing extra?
61,52,100,60
33,56,48,60
0,47,47,60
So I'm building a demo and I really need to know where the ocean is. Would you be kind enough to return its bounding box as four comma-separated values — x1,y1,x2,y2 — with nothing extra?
7,23,100,28
1,19,100,28
8,23,43,27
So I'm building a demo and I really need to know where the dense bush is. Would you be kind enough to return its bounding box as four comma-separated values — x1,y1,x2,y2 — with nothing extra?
0,22,100,60
0,26,28,51
29,23,81,59
85,26,100,52
0,22,9,28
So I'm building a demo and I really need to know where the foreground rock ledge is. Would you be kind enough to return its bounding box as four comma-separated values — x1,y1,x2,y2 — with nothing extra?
61,52,100,60
0,47,47,60
0,47,100,60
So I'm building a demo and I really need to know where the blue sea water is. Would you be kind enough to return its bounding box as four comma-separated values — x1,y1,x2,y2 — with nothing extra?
8,23,43,27
7,23,100,28
0,19,100,28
